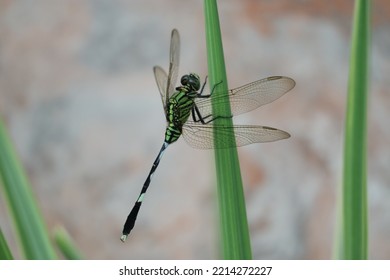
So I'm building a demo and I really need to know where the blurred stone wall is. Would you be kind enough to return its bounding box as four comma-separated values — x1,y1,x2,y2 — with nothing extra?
0,0,389,259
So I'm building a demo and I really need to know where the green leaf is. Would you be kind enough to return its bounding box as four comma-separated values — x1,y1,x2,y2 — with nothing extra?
204,0,252,259
0,119,56,259
53,226,83,260
0,227,14,260
339,0,370,259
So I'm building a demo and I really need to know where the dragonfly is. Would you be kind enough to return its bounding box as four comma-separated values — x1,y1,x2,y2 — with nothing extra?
120,29,295,242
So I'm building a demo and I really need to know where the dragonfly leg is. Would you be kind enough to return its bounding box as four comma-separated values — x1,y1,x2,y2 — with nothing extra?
198,76,208,95
191,104,232,124
197,80,223,98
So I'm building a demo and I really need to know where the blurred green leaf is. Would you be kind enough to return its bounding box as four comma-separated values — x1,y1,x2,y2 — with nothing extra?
0,119,56,259
53,226,83,260
340,0,370,259
0,227,14,260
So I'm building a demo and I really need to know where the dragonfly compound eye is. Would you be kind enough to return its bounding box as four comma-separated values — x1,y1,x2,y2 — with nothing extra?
189,74,200,91
181,75,189,85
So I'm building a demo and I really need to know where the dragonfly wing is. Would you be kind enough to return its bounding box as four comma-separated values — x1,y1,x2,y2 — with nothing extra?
153,66,168,114
182,122,290,149
195,76,295,118
166,29,180,104
153,29,180,118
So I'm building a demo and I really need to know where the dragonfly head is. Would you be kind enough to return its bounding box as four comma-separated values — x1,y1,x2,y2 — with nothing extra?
180,73,201,91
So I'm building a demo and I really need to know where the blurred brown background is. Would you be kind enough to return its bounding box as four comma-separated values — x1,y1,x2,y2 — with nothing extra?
0,0,389,259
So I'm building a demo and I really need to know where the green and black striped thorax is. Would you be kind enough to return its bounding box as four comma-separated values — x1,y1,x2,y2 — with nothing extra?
164,73,200,144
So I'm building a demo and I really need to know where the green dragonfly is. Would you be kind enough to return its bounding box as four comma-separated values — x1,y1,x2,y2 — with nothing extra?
121,29,295,242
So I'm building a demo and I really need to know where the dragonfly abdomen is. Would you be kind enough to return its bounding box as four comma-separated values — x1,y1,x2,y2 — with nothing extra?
165,124,181,144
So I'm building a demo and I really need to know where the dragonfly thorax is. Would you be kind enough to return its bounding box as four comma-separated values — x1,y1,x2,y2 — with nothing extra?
164,88,196,144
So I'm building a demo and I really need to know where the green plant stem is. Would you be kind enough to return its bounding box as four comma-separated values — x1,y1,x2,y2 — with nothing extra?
0,120,56,259
341,0,370,259
204,0,252,259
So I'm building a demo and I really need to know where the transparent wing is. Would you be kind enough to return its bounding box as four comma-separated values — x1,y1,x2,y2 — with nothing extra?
182,122,290,149
195,76,295,118
153,29,180,117
166,29,180,105
153,66,168,115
